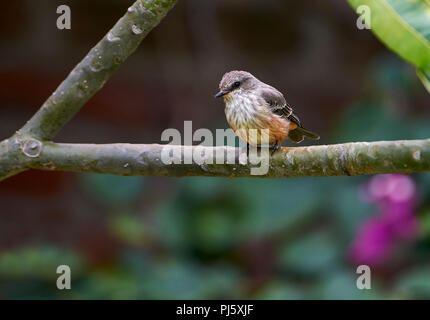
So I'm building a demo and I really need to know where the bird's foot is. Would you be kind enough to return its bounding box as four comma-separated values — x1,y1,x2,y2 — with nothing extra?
269,142,279,156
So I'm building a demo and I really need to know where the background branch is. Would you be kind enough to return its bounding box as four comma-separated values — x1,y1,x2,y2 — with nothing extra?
19,0,177,141
0,0,177,181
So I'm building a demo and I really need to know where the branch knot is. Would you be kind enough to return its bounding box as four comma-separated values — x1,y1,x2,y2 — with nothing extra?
21,139,43,158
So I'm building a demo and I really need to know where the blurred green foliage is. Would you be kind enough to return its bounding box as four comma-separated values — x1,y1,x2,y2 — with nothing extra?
347,0,430,94
81,174,146,207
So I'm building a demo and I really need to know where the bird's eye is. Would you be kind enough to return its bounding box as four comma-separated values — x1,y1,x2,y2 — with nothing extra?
232,81,241,89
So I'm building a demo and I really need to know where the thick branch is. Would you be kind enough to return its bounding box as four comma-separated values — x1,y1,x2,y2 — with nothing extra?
19,0,178,141
23,139,430,177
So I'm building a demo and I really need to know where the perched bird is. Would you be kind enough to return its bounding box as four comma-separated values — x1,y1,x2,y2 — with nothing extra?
215,70,319,152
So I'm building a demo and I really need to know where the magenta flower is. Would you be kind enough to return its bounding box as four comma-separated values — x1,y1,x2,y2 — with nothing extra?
350,174,418,266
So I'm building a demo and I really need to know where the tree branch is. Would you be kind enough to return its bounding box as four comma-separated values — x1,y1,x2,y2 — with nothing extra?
18,139,430,177
0,0,177,181
19,0,177,141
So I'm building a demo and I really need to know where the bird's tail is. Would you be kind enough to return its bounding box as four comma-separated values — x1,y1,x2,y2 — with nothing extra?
288,126,320,143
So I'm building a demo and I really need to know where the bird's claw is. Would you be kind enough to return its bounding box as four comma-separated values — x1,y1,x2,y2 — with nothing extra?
269,142,279,156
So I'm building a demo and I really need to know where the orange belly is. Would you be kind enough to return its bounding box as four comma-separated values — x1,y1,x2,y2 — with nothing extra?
230,114,294,146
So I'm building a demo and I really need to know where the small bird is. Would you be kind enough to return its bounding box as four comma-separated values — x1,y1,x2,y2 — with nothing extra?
215,70,319,153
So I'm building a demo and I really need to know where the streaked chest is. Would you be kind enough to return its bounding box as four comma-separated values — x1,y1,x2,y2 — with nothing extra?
224,91,268,129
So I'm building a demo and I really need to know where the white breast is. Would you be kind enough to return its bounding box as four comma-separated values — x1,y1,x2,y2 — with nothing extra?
224,90,262,129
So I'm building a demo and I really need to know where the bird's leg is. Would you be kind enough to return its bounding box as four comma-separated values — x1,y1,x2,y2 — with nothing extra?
269,141,279,156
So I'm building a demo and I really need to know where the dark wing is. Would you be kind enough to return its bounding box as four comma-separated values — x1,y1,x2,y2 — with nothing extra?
286,109,301,127
260,87,301,126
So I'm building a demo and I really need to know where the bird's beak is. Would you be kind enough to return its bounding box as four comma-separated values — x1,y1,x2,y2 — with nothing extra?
214,89,229,98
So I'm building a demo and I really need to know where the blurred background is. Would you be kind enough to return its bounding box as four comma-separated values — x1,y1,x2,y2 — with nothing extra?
1,0,430,299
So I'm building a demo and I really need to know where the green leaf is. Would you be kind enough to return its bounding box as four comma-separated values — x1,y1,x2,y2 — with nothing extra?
395,268,430,299
0,246,84,280
238,178,324,237
347,0,430,92
139,261,240,299
279,232,340,275
107,214,149,246
316,270,382,300
417,69,430,93
255,281,305,300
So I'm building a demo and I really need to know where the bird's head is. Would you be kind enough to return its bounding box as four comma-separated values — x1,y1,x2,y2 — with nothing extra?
215,70,257,100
